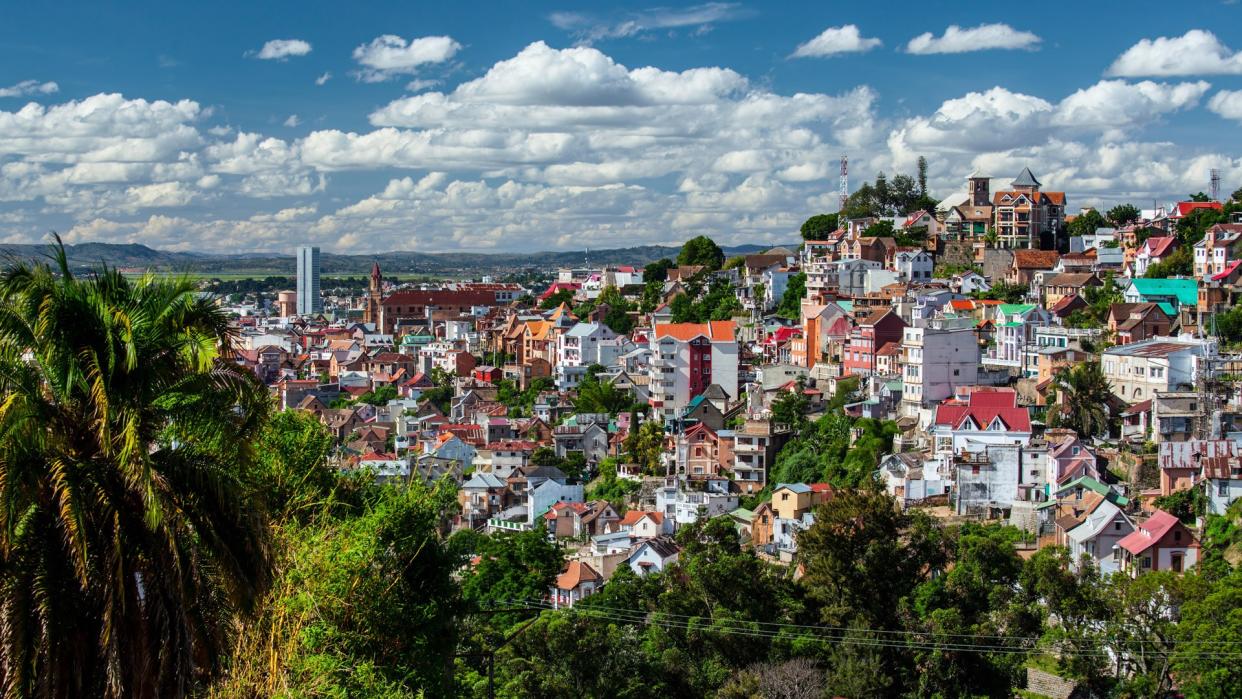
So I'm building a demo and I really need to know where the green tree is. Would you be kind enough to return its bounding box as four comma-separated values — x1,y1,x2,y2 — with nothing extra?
575,373,635,415
775,272,806,320
644,257,675,283
677,235,725,271
1068,208,1107,238
1107,203,1141,226
1050,361,1112,438
1172,570,1242,697
211,482,461,698
800,213,839,241
917,155,928,195
0,244,273,698
862,220,895,238
252,409,339,522
625,419,666,474
972,280,1028,304
1145,247,1193,278
539,288,575,310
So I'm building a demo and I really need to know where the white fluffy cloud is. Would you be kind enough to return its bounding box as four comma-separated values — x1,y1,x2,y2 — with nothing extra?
792,25,882,58
352,35,461,82
1,39,1238,253
253,39,312,60
1107,30,1242,77
0,80,59,98
1209,90,1242,122
906,23,1040,54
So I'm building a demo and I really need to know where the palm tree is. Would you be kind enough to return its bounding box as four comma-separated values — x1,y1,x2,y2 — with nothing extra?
0,241,271,698
1052,360,1113,439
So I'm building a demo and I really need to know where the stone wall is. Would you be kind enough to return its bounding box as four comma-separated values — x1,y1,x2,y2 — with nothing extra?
981,249,1014,282
1025,667,1078,699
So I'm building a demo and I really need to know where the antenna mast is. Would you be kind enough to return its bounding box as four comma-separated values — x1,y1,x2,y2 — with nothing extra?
1210,168,1221,202
838,155,849,212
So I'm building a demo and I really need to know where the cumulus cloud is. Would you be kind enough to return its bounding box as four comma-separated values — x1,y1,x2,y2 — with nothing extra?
1107,30,1242,77
550,3,747,43
1209,90,1242,121
1,41,1239,253
315,72,332,86
352,34,461,82
0,80,59,98
253,39,312,60
906,23,1040,54
792,25,882,58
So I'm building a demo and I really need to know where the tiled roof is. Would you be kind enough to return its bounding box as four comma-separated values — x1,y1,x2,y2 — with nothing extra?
933,388,1031,432
1118,510,1184,555
555,560,602,590
1012,249,1061,269
653,321,735,342
1142,236,1177,257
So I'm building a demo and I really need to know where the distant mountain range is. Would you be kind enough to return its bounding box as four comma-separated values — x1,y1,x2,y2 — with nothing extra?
0,241,792,276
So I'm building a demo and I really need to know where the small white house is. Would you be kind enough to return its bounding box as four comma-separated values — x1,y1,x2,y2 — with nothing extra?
626,535,681,576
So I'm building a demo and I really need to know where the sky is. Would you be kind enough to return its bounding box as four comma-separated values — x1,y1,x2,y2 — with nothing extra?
1,1,1241,254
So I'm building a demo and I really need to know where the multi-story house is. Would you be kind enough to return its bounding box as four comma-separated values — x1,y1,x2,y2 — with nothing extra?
991,168,1066,249
988,303,1053,375
1118,509,1199,576
1193,223,1242,279
929,387,1032,457
1108,303,1173,345
900,317,980,416
843,310,906,376
648,321,739,421
730,418,791,493
1121,278,1198,313
1006,249,1061,287
1101,337,1205,402
1133,236,1177,277
1062,499,1134,574
893,249,934,283
790,301,852,368
937,170,994,240
1043,272,1100,309
675,423,734,478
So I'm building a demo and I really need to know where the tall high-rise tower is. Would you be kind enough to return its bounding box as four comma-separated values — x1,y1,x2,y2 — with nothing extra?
838,155,849,212
296,246,322,316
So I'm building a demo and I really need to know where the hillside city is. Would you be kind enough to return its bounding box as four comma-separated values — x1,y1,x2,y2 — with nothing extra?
199,167,1242,697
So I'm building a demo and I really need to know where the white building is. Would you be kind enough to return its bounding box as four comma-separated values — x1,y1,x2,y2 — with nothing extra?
900,317,980,416
648,321,739,420
1101,337,1205,402
296,245,322,315
894,249,934,283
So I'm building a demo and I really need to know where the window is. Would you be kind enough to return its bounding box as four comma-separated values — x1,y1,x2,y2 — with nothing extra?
1141,556,1152,570
1115,522,1122,531
1172,553,1183,573
781,493,789,501
1220,481,1229,497
1174,530,1183,542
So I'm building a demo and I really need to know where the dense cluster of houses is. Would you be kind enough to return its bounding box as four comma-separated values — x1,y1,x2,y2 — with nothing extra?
225,168,1242,606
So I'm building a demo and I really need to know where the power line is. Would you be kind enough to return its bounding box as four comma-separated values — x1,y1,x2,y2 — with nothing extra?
492,599,1242,658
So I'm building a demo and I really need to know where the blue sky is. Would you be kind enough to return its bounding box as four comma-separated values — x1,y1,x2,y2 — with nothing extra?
1,1,1240,253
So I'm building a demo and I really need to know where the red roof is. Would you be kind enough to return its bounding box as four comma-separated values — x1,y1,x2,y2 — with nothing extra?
555,560,602,590
1213,259,1242,281
932,388,1031,432
949,299,975,311
767,326,803,344
1143,236,1176,258
1174,201,1222,218
1118,510,1183,555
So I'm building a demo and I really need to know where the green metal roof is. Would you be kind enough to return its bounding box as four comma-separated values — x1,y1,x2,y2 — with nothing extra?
1054,476,1130,506
1128,278,1198,306
1156,302,1178,318
837,300,854,312
998,303,1036,316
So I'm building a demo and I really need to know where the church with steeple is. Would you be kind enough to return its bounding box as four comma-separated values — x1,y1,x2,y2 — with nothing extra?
365,260,383,328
